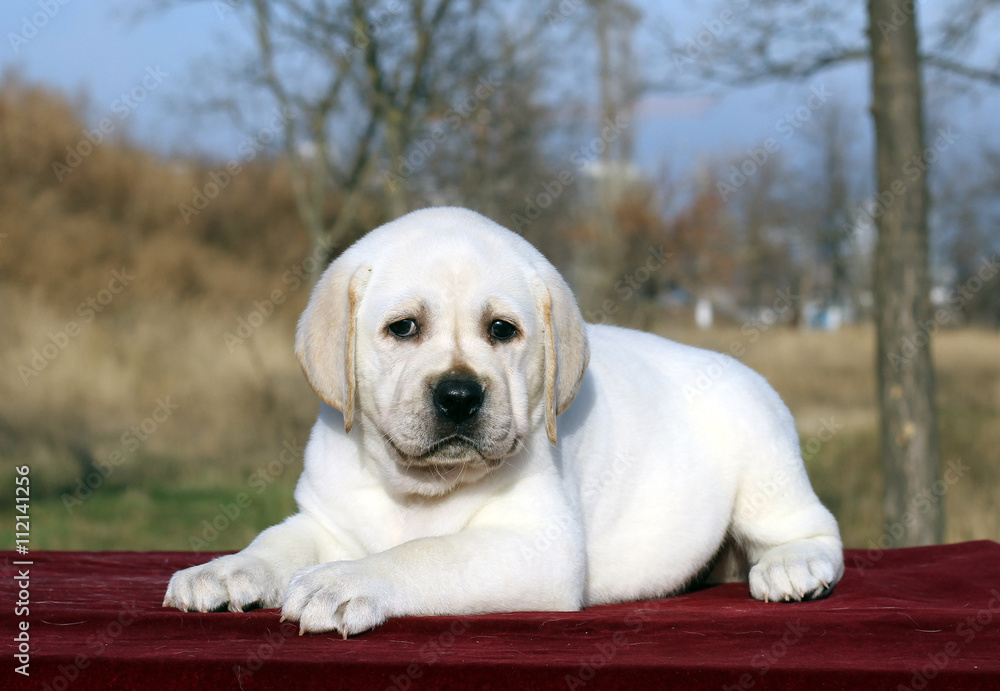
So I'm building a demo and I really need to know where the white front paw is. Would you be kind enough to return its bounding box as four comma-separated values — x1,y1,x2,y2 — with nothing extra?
749,541,841,603
281,561,393,637
163,553,285,613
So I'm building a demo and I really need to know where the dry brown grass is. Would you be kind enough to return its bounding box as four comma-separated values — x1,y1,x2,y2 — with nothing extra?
0,77,323,547
5,300,995,550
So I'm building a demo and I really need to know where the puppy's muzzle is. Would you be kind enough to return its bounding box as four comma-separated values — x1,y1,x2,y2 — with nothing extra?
433,378,484,425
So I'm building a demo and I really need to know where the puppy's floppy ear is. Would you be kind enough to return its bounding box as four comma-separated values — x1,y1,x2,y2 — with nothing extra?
533,271,589,446
295,262,372,433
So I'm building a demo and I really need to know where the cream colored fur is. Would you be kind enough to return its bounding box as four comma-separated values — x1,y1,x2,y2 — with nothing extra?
164,207,843,636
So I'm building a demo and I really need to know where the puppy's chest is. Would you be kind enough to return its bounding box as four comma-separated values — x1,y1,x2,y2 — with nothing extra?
343,490,477,553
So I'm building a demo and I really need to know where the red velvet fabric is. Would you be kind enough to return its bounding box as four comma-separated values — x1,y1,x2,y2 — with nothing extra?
3,541,999,690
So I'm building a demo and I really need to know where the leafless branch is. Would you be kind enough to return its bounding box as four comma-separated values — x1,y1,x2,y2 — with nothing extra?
923,53,1000,86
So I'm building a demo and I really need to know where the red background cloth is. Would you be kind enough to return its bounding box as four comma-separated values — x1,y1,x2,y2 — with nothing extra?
3,541,999,690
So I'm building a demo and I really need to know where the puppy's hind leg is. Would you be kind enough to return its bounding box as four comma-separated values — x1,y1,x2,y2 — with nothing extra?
729,411,844,602
732,472,844,601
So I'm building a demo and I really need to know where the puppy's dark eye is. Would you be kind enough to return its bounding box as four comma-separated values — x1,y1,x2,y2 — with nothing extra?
388,319,419,338
489,319,517,341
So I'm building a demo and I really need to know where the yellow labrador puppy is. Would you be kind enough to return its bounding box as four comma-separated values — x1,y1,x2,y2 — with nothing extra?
164,207,843,636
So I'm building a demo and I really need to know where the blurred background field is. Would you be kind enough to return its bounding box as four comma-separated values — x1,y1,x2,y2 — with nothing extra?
1,1,999,553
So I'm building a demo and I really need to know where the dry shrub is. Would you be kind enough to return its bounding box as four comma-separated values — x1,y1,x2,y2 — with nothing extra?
0,73,312,309
0,76,319,497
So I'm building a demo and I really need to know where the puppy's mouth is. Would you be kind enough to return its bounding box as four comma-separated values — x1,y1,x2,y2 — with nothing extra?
385,434,512,471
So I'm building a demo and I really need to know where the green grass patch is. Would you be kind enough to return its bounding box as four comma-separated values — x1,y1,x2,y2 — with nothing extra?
4,474,297,551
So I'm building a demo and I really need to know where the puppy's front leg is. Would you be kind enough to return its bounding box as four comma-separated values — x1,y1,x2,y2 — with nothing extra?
282,498,585,636
164,512,352,613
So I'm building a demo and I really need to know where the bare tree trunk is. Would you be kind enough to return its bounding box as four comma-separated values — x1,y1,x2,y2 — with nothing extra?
868,0,943,545
596,0,614,168
383,108,410,219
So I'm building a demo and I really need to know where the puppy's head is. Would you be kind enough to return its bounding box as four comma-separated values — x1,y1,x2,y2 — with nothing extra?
295,208,588,496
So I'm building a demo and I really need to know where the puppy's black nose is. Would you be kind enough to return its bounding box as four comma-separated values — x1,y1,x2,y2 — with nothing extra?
433,379,484,424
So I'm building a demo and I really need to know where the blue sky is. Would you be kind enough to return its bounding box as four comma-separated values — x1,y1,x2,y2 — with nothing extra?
1,1,996,179
1,1,242,154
